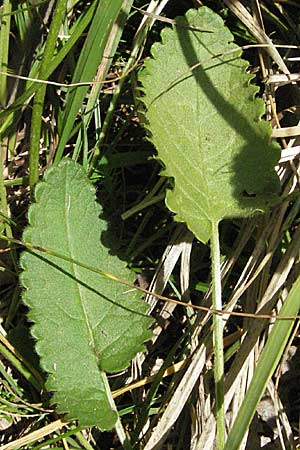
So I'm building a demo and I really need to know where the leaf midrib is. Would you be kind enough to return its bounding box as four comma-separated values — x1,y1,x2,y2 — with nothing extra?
63,186,99,365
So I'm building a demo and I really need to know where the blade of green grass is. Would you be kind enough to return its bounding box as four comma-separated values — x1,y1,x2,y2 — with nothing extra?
13,0,35,44
0,1,97,135
54,0,126,163
0,359,24,397
0,0,11,106
0,140,18,270
88,0,167,174
224,275,300,450
29,0,67,190
31,426,82,450
73,0,134,164
0,333,43,391
0,0,10,231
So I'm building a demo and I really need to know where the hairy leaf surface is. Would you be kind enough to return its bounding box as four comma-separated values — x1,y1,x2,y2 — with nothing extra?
140,7,280,243
21,160,153,428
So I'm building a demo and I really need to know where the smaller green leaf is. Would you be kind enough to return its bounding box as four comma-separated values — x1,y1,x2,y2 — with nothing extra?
140,7,280,243
21,159,153,428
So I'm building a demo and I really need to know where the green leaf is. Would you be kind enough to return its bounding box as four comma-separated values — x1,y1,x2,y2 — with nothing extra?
140,7,280,243
20,159,153,429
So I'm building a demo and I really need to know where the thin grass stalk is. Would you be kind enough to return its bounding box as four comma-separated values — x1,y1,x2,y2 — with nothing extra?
29,0,67,190
121,193,165,220
74,431,96,450
0,0,11,106
88,0,171,175
29,84,46,190
4,284,20,327
142,338,209,450
0,419,69,450
211,220,225,448
0,337,42,391
0,141,9,224
115,417,134,450
29,427,83,450
0,136,18,271
73,0,134,162
224,276,300,450
0,359,24,397
54,0,125,163
131,334,186,445
0,1,16,265
0,1,97,136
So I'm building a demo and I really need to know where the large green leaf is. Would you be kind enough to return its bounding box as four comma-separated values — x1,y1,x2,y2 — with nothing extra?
140,7,280,243
20,159,153,429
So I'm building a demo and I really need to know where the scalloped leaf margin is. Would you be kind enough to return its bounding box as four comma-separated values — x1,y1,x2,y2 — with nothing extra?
20,159,153,428
140,6,280,243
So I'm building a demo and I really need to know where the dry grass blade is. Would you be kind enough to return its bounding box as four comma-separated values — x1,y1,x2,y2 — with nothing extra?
223,0,289,74
143,339,209,450
0,419,68,450
272,125,300,138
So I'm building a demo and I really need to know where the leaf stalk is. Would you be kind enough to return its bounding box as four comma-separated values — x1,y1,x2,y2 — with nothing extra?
211,220,225,448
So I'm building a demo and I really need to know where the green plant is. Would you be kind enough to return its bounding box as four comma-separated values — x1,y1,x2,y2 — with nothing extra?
139,6,288,449
21,159,153,429
1,1,300,449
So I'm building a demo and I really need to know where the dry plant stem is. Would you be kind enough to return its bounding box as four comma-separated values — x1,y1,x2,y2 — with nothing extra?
211,220,225,448
3,231,300,321
225,223,300,394
0,419,69,450
143,337,209,450
223,0,289,74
